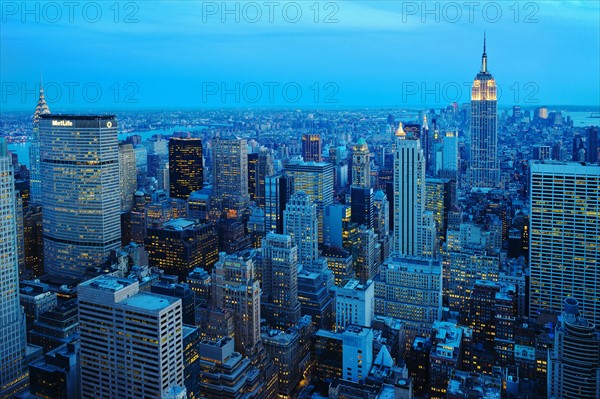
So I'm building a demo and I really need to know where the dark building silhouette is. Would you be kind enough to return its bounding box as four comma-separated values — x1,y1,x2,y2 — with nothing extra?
146,219,218,281
301,133,322,162
350,187,374,229
169,138,203,200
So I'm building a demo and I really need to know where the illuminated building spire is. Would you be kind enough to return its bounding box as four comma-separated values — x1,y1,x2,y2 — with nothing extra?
395,122,406,138
481,32,487,73
33,76,50,124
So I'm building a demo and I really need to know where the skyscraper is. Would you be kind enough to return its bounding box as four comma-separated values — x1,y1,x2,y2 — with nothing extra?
264,174,294,234
248,148,273,207
212,250,262,358
78,276,184,398
393,123,426,256
118,143,137,212
352,138,371,188
260,233,301,330
547,298,599,399
301,133,322,162
469,35,499,189
284,192,319,266
40,115,120,279
350,187,373,229
0,139,28,398
212,136,250,214
29,82,50,204
529,161,600,325
284,158,334,244
169,138,203,200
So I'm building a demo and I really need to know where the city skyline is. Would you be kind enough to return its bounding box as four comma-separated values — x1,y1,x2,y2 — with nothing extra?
2,3,600,399
2,2,600,111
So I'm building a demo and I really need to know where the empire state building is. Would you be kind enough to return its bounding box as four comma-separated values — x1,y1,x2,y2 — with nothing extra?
469,35,499,189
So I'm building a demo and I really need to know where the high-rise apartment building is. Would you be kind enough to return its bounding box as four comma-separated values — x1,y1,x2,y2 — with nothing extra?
169,138,203,200
529,161,600,325
469,36,499,188
78,276,184,398
40,115,120,279
0,139,28,398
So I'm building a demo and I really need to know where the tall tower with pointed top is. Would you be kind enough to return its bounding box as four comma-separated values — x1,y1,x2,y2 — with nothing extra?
30,81,51,204
469,34,499,189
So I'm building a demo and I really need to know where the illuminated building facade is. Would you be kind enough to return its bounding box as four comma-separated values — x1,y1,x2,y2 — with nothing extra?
78,276,184,399
40,115,120,279
446,245,499,317
284,159,334,244
145,218,218,281
0,139,28,398
284,192,319,266
374,254,442,346
119,143,137,212
352,138,371,188
212,250,261,358
469,36,499,189
169,138,203,200
425,178,452,243
322,246,353,287
354,227,378,282
212,136,250,214
529,161,600,326
301,133,322,162
260,233,301,330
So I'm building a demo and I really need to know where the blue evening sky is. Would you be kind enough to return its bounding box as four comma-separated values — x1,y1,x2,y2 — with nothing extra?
1,1,599,111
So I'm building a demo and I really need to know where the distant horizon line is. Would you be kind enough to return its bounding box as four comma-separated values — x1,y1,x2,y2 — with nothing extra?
2,104,600,114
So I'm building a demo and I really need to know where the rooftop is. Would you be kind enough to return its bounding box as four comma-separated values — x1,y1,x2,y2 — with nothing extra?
120,292,179,311
40,114,115,120
162,218,198,230
80,275,136,292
